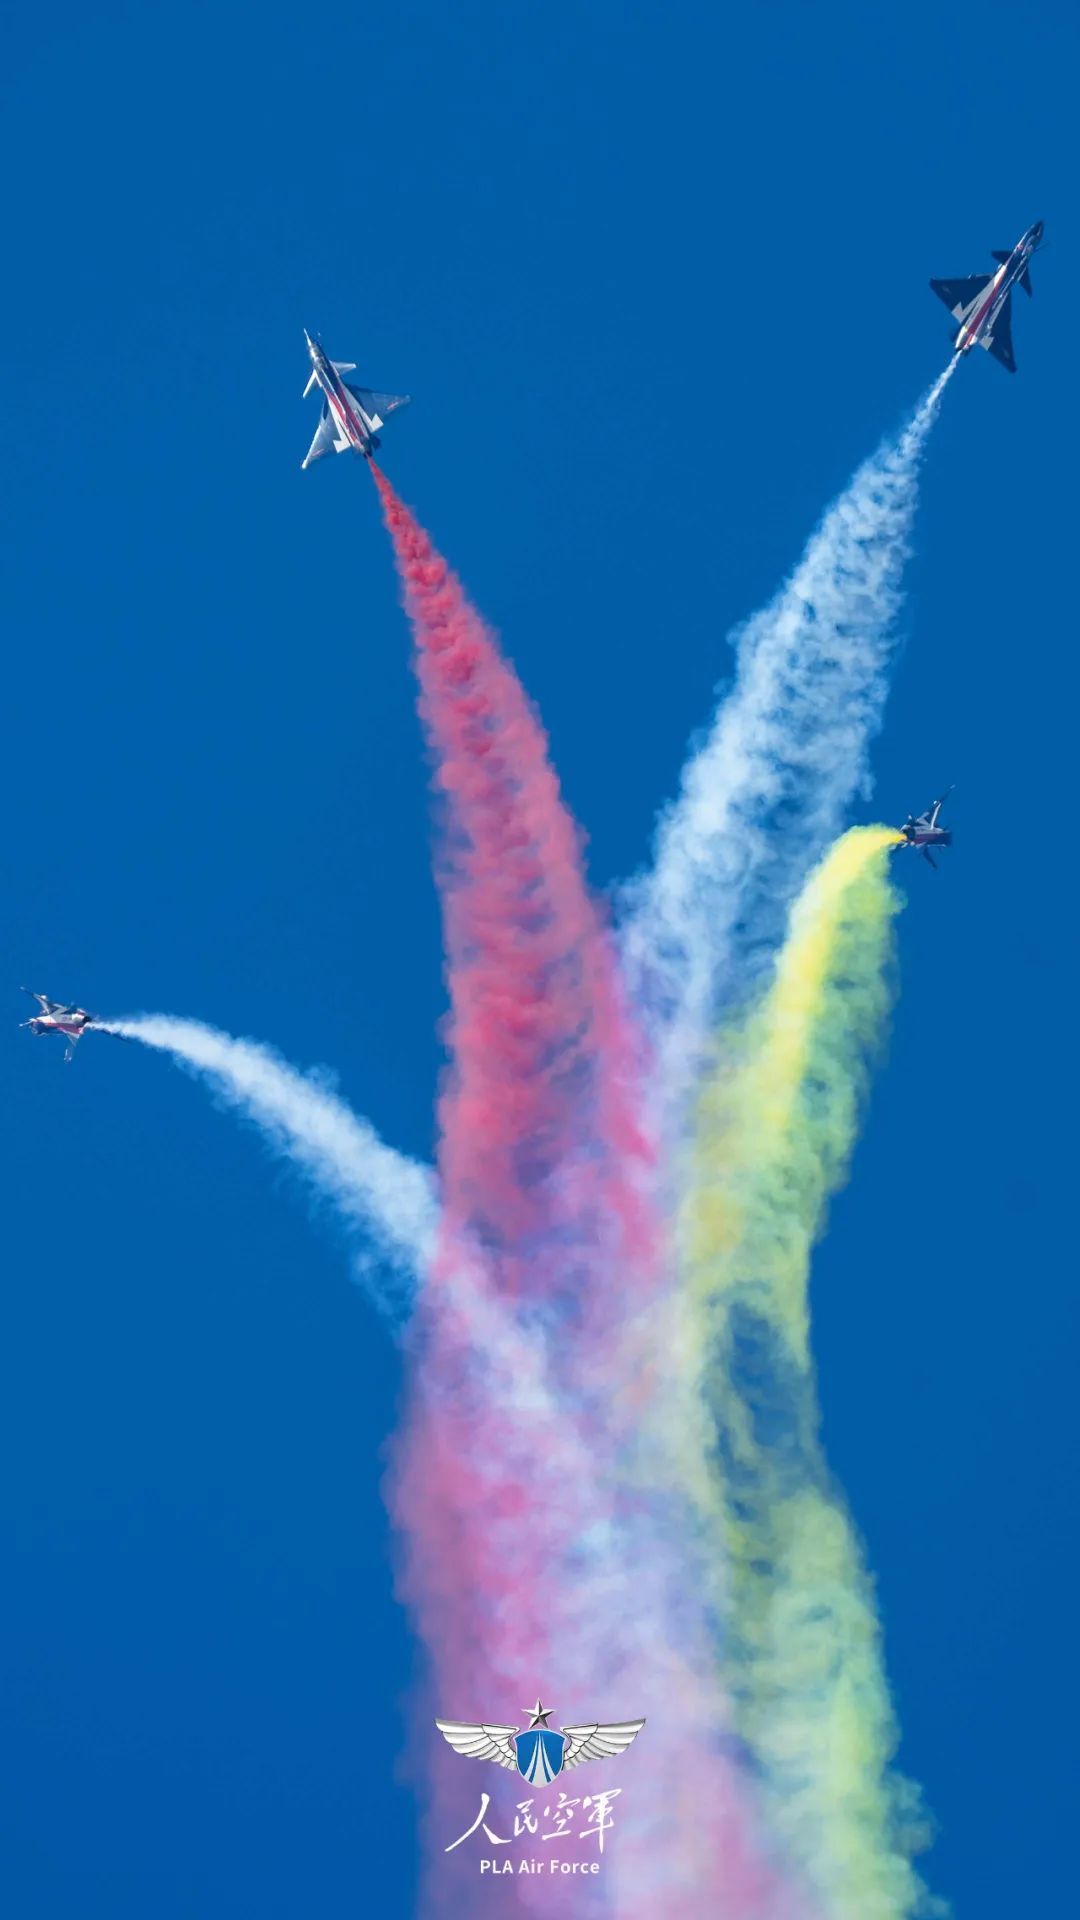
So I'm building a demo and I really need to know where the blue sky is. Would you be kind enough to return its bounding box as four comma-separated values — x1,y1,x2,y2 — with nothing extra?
2,3,1075,1914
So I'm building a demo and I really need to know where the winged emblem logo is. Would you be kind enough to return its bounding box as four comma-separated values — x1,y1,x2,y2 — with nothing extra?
436,1698,645,1785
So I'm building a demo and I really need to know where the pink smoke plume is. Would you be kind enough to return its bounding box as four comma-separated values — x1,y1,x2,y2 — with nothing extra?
369,469,807,1919
371,464,655,1320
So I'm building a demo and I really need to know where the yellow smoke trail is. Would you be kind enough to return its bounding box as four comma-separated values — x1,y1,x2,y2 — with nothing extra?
683,827,940,1919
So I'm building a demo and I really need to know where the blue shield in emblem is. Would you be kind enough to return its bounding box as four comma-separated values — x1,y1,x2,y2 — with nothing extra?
514,1728,567,1784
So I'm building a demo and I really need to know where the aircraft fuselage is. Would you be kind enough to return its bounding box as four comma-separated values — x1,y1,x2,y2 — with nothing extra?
303,331,380,457
28,1012,91,1038
954,220,1042,355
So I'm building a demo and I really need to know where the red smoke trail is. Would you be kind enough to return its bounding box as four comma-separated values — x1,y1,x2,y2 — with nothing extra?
371,465,660,1912
371,468,807,1918
371,463,655,1317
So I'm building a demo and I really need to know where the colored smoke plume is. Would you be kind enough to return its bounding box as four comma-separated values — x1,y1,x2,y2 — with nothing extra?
370,461,655,1330
624,363,955,1125
101,1016,435,1311
398,1238,805,1920
679,828,937,1918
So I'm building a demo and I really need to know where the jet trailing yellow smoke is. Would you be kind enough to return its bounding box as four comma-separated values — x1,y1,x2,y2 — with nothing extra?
683,827,940,1919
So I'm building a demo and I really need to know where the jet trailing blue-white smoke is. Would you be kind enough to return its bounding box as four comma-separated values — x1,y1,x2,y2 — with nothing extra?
621,361,956,1130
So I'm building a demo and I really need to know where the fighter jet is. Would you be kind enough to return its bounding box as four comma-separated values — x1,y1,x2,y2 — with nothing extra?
930,220,1043,373
301,330,410,467
896,789,954,869
19,990,98,1061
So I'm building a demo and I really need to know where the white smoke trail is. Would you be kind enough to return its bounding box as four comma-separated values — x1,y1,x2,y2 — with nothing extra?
102,1016,437,1315
623,362,955,1114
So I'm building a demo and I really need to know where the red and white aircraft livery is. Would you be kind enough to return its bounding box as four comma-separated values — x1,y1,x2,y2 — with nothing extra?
20,990,98,1062
301,330,410,467
930,220,1043,373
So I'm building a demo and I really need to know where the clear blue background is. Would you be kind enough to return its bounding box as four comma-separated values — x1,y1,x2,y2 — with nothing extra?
2,4,1074,1914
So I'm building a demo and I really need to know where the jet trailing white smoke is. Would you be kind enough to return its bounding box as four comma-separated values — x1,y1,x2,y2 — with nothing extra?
623,362,955,1117
102,1017,437,1314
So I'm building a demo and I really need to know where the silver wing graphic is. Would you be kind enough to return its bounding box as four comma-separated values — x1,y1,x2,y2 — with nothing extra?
434,1721,517,1770
560,1720,646,1770
302,404,347,470
930,274,991,320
